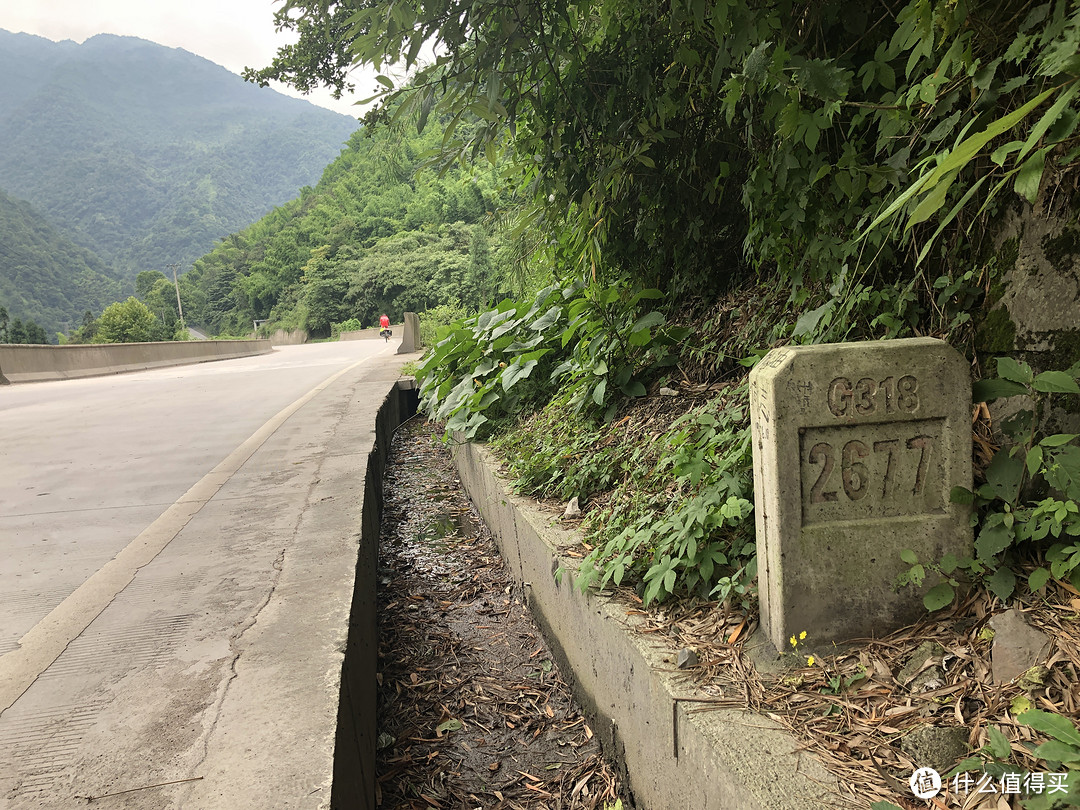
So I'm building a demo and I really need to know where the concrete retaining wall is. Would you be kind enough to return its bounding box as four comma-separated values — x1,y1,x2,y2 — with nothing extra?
334,378,419,809
340,329,377,341
0,339,272,384
451,441,843,810
339,326,399,342
269,329,309,346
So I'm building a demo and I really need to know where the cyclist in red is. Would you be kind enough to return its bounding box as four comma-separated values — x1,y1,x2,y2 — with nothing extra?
379,314,390,330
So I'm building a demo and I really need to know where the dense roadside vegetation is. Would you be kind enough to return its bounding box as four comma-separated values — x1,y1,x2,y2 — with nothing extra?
255,0,1080,803
177,121,517,337
255,0,1080,608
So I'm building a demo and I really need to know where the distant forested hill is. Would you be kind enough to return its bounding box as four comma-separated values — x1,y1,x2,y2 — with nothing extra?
0,188,122,335
181,120,513,336
0,30,359,282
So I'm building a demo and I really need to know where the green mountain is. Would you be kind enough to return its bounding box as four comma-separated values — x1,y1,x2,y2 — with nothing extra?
0,188,123,335
0,30,359,282
180,121,511,336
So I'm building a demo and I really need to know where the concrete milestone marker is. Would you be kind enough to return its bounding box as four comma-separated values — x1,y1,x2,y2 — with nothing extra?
749,338,972,649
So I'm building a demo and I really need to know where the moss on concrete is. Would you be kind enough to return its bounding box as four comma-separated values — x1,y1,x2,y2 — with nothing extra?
975,306,1016,354
1042,226,1080,268
997,236,1020,275
1047,329,1080,374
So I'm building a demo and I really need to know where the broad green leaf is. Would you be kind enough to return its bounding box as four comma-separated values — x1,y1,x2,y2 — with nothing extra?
1021,709,1080,747
972,377,1027,402
997,356,1033,385
629,288,664,305
950,486,975,504
1014,147,1048,204
900,549,919,565
986,726,1012,759
991,140,1024,166
792,301,834,338
1028,567,1051,592
987,566,1017,601
976,523,1014,561
1041,433,1079,447
500,359,537,391
1033,371,1080,394
923,582,955,611
620,380,646,397
529,305,562,332
631,311,665,333
1032,739,1080,763
983,450,1025,503
1027,445,1044,476
592,378,607,406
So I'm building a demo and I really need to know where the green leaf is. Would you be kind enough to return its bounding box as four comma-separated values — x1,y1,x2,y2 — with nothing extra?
501,359,538,391
997,356,1034,385
1020,709,1080,747
529,305,562,332
977,523,1015,561
1028,567,1051,592
950,486,975,504
972,378,1028,402
436,718,462,735
620,380,647,397
791,301,834,338
1014,147,1048,204
900,549,919,565
1027,445,1044,476
870,803,905,810
987,726,1012,759
1032,739,1080,764
906,169,958,230
1033,372,1080,395
1016,81,1080,164
631,311,665,333
1041,433,1079,447
592,378,607,406
987,566,1017,601
923,582,955,611
983,450,1026,503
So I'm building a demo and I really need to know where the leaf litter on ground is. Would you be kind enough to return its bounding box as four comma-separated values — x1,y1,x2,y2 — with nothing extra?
376,418,627,809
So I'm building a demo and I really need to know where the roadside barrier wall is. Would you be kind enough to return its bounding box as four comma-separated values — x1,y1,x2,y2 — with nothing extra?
334,377,419,809
0,339,272,384
450,440,843,810
269,329,308,345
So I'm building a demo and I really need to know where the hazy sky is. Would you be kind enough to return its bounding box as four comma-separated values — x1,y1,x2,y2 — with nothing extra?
0,0,377,117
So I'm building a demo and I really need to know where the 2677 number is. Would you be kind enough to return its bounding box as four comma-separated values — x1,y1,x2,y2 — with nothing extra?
808,435,935,504
828,375,919,418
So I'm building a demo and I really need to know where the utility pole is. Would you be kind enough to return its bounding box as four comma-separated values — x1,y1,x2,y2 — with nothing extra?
168,264,185,325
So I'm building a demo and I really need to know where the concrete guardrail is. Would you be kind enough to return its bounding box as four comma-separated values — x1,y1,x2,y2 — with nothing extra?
0,339,273,385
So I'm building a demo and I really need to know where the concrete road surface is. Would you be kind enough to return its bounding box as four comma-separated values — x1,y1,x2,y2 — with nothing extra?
0,340,417,808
